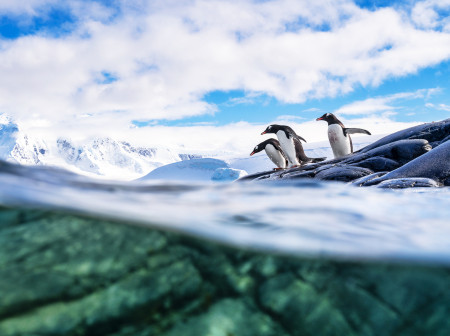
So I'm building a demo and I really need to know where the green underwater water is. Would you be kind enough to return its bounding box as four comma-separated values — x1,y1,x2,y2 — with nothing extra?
0,206,449,336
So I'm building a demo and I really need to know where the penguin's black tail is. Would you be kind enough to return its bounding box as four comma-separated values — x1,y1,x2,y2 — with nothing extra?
309,157,326,163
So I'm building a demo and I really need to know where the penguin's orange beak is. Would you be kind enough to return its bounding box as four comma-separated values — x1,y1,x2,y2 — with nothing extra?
316,117,323,121
250,151,255,156
261,131,267,135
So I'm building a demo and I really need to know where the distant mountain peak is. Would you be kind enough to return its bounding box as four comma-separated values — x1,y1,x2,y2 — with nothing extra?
0,123,202,180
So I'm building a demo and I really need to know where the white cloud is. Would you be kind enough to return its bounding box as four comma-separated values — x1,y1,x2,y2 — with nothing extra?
0,0,59,15
426,102,450,111
411,0,450,29
302,107,320,112
438,104,450,111
275,115,305,122
335,89,439,115
0,0,450,143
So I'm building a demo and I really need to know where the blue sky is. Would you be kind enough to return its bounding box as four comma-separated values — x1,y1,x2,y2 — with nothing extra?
0,0,449,145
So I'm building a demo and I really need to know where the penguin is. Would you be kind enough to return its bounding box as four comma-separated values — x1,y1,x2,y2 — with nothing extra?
316,113,371,158
250,138,288,170
261,124,326,167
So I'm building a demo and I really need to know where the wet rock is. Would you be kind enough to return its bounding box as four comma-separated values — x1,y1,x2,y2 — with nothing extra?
350,156,400,172
350,172,388,187
162,299,287,336
1,208,450,336
364,140,450,187
314,165,373,182
259,273,355,335
376,178,442,189
281,169,316,179
349,139,431,165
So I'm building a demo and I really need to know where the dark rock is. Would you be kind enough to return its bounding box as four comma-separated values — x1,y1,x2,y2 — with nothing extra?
350,156,399,171
376,178,442,188
281,170,316,179
342,139,431,166
443,177,450,187
314,165,374,182
350,172,388,187
364,140,450,186
238,170,279,181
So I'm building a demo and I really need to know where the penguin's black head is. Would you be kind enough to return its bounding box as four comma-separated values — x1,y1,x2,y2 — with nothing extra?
250,139,279,156
261,124,282,135
250,144,262,156
316,113,339,125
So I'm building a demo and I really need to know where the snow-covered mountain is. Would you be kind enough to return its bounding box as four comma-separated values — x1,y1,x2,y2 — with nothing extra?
0,117,202,180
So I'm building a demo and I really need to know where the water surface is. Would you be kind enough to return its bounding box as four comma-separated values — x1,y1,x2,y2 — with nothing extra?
1,161,449,265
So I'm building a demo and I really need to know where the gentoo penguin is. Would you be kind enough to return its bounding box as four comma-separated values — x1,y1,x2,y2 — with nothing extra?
250,138,288,170
261,124,326,167
316,113,371,158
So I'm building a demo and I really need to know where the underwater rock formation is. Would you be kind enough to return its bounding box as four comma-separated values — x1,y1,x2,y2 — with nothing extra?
0,208,450,336
240,118,450,188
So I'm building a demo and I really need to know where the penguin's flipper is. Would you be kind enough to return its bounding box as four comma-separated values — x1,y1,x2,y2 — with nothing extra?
295,135,307,143
285,128,307,142
343,128,371,136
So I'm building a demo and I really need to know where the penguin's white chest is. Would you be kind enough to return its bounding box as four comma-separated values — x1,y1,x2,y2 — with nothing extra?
264,144,287,169
328,124,351,158
276,130,299,166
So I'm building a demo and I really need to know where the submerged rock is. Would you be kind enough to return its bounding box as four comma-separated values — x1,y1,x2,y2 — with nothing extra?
240,118,450,188
0,207,450,336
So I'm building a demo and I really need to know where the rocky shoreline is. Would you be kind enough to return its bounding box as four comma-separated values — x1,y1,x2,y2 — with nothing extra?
239,118,450,188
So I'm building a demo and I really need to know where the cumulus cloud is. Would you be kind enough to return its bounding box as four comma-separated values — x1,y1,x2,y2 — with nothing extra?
0,0,59,15
411,0,450,30
0,0,449,143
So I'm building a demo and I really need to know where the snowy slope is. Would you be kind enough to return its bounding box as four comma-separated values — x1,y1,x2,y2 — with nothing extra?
54,138,184,179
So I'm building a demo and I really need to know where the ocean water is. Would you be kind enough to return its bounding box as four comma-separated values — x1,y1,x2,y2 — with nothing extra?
1,160,449,264
1,160,450,335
